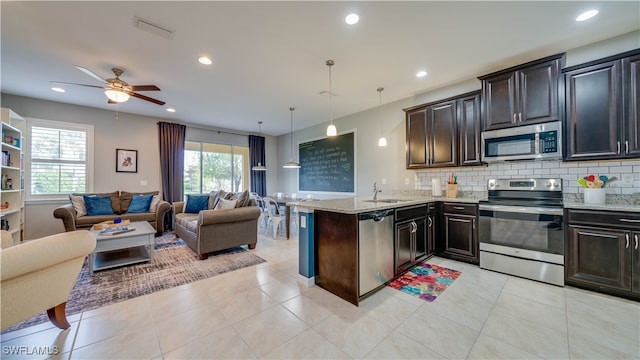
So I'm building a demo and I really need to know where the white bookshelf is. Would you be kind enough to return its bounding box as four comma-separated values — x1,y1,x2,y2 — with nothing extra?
1,108,25,244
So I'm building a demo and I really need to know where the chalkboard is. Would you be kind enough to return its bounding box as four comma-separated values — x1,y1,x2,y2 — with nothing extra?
299,131,355,193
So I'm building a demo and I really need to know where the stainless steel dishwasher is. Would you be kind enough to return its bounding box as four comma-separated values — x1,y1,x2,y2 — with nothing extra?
358,209,395,296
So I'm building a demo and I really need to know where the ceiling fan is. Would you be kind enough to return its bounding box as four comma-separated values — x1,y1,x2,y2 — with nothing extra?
52,65,166,105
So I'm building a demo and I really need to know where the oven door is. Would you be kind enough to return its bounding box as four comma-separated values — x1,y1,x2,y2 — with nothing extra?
478,204,564,264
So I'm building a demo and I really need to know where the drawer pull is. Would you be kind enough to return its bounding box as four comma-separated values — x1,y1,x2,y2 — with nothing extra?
635,234,638,250
625,141,629,155
453,206,465,210
617,141,621,154
626,234,629,249
620,219,640,223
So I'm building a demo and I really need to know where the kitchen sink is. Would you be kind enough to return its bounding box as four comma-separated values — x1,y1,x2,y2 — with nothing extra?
362,199,405,203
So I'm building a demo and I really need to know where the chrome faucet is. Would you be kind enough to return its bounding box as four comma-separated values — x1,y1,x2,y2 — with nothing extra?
372,182,382,201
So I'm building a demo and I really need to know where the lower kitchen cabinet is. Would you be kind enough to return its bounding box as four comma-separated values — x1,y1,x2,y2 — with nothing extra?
395,205,428,275
566,209,640,300
441,202,479,264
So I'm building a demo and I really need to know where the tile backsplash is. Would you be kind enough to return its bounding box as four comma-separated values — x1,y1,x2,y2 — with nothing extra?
415,159,640,194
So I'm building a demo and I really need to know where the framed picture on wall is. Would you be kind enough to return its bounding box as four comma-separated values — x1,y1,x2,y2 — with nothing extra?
116,149,138,173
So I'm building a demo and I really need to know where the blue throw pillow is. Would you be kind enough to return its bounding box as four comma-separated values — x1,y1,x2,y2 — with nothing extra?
126,194,154,213
83,195,115,216
184,194,210,213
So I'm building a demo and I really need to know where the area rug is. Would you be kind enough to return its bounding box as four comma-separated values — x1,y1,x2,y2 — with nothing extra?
2,232,266,333
387,262,461,302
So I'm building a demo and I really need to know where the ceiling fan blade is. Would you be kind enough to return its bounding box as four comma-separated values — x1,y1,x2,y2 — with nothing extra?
129,85,160,91
129,92,166,106
74,65,108,84
51,81,105,89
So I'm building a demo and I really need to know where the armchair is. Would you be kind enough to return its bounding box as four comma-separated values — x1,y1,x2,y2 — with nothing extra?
0,230,96,330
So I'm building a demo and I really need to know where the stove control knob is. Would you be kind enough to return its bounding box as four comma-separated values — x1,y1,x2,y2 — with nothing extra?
546,180,557,188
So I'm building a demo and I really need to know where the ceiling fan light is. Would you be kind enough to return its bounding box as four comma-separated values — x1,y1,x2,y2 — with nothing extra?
105,89,130,103
326,124,337,137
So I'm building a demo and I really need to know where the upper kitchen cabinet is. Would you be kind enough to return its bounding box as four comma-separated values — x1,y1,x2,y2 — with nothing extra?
479,53,564,131
564,50,640,161
429,100,458,167
406,107,428,168
404,91,481,169
457,91,482,166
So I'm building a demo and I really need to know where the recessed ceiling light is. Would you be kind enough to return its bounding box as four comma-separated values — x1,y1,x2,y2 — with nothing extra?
416,70,428,78
198,56,212,65
51,87,66,93
345,13,359,25
166,108,176,113
576,10,598,22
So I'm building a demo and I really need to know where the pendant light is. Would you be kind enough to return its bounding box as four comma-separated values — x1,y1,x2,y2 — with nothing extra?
283,107,301,169
326,59,337,137
251,121,267,171
377,87,387,147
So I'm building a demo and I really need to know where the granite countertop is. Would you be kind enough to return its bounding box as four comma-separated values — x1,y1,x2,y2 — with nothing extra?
293,194,485,214
562,201,640,213
563,193,640,213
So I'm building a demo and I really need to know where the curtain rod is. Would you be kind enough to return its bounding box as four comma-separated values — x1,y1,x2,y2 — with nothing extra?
158,121,250,137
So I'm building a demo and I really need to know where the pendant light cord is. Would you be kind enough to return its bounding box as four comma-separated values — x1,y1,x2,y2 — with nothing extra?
329,63,333,126
378,87,383,136
290,107,295,159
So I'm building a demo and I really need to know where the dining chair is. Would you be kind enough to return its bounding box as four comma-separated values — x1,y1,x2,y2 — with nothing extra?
263,197,285,239
250,192,269,233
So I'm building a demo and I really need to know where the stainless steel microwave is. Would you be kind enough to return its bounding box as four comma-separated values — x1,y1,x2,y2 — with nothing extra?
481,121,562,163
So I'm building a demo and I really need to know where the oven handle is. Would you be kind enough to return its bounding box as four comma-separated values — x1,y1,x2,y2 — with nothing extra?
478,204,563,216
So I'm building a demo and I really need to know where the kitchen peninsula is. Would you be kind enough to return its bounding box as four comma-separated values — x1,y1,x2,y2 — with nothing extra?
296,194,483,305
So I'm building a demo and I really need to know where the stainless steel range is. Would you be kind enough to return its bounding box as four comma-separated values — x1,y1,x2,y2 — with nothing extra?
478,178,564,286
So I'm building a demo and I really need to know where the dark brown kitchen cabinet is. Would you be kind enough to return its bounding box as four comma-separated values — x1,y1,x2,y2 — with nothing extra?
440,202,478,264
623,53,640,157
564,50,640,161
479,53,564,131
404,91,480,168
429,100,457,167
458,91,482,165
565,209,640,301
406,107,428,168
395,205,428,275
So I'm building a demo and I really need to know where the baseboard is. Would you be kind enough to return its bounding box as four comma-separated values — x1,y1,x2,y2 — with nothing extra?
297,274,315,287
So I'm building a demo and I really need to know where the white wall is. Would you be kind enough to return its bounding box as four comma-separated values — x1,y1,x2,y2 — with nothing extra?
275,31,640,199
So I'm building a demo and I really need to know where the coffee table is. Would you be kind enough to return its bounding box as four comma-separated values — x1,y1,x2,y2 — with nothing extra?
89,221,156,275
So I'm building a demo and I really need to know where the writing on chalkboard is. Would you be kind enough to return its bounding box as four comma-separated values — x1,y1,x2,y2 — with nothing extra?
299,132,355,193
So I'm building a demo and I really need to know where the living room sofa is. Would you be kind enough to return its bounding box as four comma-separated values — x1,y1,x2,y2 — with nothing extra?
53,191,171,236
173,190,260,259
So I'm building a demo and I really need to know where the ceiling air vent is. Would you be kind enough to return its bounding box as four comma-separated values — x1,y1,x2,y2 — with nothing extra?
132,16,174,40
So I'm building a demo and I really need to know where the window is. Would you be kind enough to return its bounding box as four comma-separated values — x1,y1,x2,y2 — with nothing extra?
183,141,249,194
27,119,93,199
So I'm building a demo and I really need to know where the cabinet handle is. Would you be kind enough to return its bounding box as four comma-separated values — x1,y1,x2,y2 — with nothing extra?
428,216,433,228
411,221,417,234
626,234,629,249
473,218,476,229
617,141,621,154
625,141,629,154
620,219,640,223
513,113,517,123
518,113,522,122
453,206,465,210
635,234,638,250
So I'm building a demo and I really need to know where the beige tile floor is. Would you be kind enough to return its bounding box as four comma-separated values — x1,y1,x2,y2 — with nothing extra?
2,229,639,359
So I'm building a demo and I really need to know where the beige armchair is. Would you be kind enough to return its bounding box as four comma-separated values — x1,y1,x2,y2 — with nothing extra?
0,230,96,330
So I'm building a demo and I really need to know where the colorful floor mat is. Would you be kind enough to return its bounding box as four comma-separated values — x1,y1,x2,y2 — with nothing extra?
387,262,461,302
